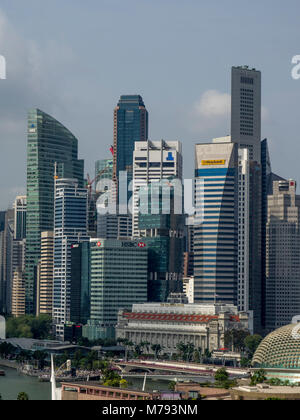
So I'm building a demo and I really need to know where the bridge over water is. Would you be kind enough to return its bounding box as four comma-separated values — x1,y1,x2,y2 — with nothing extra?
113,360,249,378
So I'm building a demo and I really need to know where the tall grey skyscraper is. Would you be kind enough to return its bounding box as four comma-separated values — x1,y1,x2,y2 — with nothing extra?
266,180,300,331
231,66,262,163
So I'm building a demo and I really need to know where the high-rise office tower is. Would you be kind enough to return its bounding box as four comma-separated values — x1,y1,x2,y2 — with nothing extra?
194,141,238,305
36,231,54,316
25,109,84,314
11,268,26,318
210,136,261,332
261,139,286,329
231,66,263,332
132,140,184,302
2,210,14,314
0,212,6,313
52,178,89,340
70,242,91,325
91,159,114,237
97,214,132,239
183,215,195,278
83,239,148,341
113,95,148,204
266,180,300,331
138,186,185,302
231,66,262,163
13,196,26,240
132,140,183,236
95,158,113,188
237,148,250,313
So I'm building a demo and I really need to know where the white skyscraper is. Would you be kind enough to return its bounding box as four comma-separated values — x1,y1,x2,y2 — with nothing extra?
53,179,89,340
237,148,250,313
132,140,183,237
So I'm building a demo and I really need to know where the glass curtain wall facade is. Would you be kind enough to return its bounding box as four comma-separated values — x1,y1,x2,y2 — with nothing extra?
53,178,89,340
113,95,148,203
84,239,148,340
194,142,238,305
25,109,84,314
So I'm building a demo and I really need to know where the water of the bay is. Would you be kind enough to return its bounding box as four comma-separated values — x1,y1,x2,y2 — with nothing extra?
0,366,214,400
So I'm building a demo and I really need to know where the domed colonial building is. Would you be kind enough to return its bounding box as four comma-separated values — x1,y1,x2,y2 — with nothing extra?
252,324,300,383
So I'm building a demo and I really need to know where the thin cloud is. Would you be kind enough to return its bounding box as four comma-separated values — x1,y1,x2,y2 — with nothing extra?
188,89,269,134
188,90,231,134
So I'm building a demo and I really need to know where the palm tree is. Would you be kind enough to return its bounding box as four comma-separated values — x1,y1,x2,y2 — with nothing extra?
141,341,151,355
17,392,29,400
186,343,195,362
176,342,186,361
151,344,163,360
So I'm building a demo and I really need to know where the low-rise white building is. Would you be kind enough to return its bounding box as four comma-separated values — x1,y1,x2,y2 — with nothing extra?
116,303,249,354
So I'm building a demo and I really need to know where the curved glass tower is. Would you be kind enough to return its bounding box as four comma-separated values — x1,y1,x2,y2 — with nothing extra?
25,109,84,314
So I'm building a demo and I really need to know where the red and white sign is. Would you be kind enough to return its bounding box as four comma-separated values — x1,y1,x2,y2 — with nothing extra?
138,242,146,248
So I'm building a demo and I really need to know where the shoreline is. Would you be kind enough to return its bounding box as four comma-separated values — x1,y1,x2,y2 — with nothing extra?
0,359,19,370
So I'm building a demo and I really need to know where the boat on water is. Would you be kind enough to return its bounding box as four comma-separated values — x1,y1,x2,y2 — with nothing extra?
0,370,5,376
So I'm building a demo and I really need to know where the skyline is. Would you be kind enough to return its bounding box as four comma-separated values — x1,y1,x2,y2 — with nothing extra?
0,0,300,208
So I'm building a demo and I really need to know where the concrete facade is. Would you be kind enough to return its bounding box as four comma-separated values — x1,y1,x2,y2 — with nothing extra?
116,303,249,354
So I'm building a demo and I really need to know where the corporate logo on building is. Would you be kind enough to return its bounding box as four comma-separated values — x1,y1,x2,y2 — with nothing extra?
122,241,147,248
166,152,175,162
95,241,146,249
201,159,226,166
29,123,36,133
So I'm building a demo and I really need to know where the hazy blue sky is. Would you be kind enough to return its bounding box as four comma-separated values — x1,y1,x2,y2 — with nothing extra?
0,0,299,208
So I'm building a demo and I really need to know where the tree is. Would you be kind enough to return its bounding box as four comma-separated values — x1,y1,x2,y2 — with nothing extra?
134,345,143,358
250,369,266,386
0,342,16,358
119,379,128,389
215,367,229,383
240,357,251,368
6,315,52,340
244,335,263,358
224,329,249,352
193,350,200,364
141,341,151,355
203,349,212,359
151,344,163,360
168,381,177,391
32,351,47,370
17,392,29,400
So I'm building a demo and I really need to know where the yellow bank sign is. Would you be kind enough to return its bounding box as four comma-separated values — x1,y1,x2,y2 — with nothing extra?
201,159,226,166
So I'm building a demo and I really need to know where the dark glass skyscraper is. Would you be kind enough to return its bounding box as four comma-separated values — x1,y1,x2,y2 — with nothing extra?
25,109,84,314
138,186,184,302
113,95,148,202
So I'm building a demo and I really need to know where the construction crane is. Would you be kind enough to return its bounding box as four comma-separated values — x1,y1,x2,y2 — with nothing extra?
86,167,108,201
86,146,114,200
